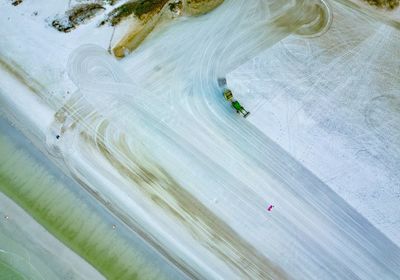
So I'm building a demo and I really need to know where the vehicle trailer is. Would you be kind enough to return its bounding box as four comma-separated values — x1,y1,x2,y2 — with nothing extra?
223,89,250,118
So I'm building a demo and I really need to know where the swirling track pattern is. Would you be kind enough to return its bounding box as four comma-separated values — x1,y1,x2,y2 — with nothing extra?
57,0,400,275
1,0,399,279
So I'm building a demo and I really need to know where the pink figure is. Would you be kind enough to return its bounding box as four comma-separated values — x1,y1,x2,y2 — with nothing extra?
267,205,274,212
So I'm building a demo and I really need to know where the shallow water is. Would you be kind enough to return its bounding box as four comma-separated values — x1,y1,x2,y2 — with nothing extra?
0,117,186,280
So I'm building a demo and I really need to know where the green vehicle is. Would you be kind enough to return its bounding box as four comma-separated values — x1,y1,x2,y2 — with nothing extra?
232,100,250,118
223,89,250,118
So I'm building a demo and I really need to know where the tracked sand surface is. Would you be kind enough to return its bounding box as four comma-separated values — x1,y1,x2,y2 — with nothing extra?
230,0,400,247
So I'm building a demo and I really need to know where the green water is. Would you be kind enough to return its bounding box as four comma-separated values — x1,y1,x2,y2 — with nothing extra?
0,118,183,280
0,262,25,280
0,229,57,280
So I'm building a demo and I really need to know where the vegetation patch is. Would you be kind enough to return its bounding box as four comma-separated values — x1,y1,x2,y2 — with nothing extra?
363,0,399,9
185,0,224,15
11,0,23,6
100,0,170,26
169,1,183,14
104,0,121,4
52,3,105,33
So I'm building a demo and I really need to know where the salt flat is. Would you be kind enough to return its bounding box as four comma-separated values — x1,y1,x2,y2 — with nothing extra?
0,0,399,279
